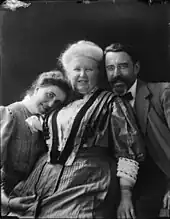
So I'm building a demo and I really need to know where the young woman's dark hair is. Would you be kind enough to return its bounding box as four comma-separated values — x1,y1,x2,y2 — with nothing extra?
24,70,71,105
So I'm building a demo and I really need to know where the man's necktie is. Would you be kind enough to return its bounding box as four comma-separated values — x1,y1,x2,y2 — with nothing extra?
121,92,133,101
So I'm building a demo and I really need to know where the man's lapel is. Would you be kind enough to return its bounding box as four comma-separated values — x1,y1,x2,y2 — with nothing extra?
135,79,152,135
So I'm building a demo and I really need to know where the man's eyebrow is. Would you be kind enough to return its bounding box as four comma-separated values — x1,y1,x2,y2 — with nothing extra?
106,62,128,66
118,62,129,65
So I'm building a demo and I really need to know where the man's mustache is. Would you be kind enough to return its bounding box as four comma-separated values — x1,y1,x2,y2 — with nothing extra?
110,76,127,85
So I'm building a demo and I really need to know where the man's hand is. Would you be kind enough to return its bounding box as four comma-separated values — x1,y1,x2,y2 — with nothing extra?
163,190,170,210
9,195,36,212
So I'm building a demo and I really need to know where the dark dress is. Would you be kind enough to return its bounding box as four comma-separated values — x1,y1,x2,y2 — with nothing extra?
8,89,145,218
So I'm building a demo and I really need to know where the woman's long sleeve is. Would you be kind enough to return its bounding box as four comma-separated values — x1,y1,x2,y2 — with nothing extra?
110,98,145,162
0,106,16,168
110,98,145,184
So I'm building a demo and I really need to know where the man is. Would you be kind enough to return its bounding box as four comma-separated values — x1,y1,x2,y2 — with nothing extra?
104,43,170,218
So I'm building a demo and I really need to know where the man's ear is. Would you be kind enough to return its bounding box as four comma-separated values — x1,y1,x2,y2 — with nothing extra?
134,61,140,76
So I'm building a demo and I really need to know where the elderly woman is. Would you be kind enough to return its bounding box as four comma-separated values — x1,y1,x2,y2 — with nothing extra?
1,70,70,215
8,41,145,219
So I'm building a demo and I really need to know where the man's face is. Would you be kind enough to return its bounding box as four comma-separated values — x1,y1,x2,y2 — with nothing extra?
105,51,140,95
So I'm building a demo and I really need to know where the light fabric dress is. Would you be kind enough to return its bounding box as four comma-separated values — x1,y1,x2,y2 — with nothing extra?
0,102,47,215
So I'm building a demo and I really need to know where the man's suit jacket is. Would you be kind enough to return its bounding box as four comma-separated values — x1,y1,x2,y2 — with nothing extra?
135,79,170,180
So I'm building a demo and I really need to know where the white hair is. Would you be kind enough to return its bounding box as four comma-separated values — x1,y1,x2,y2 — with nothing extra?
59,40,103,71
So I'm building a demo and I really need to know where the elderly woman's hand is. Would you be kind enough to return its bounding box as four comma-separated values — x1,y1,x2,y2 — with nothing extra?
163,190,170,210
117,176,136,219
117,197,136,219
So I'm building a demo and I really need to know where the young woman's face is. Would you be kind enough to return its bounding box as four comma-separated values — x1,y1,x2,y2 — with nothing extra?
33,85,66,114
66,56,99,95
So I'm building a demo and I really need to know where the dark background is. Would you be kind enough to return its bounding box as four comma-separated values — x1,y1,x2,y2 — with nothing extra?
1,1,170,105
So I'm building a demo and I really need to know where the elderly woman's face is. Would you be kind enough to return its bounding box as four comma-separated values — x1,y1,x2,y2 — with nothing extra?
66,56,99,95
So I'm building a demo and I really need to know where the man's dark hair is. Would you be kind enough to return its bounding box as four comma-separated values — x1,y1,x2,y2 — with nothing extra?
104,43,139,64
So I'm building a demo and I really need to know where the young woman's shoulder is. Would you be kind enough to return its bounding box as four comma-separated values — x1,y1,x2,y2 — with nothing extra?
8,101,24,111
0,102,26,121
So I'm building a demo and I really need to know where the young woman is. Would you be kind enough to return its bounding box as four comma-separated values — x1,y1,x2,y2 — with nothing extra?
0,70,70,215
